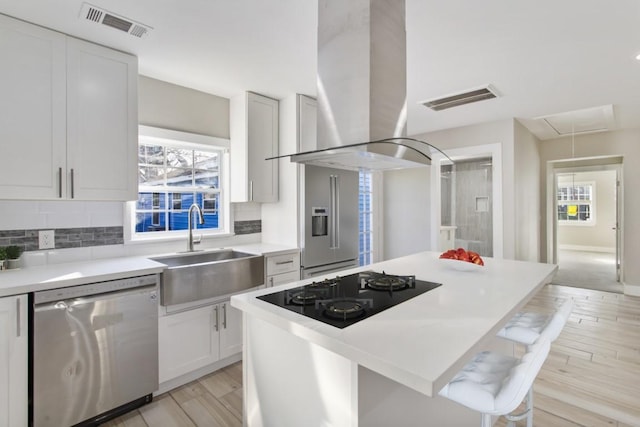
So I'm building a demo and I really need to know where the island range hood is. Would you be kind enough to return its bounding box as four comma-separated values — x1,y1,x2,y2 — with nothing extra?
277,0,448,171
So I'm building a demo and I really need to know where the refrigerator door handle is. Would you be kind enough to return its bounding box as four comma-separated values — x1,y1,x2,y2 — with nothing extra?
330,175,340,249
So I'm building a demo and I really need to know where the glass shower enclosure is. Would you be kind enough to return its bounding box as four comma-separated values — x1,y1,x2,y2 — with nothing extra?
440,157,493,257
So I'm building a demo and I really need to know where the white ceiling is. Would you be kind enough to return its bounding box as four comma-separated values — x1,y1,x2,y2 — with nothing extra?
2,0,639,139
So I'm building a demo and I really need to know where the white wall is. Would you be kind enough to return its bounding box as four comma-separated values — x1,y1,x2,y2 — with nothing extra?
539,128,640,293
557,170,616,251
138,76,229,138
514,120,541,262
382,167,430,260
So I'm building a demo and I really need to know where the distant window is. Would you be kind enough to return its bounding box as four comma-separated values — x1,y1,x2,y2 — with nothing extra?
557,181,595,225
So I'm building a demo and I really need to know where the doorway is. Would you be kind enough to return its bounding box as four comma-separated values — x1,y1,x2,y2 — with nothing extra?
550,163,622,293
431,143,503,258
440,158,493,256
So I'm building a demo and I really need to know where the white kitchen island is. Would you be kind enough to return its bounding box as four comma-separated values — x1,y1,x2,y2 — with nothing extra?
230,251,557,427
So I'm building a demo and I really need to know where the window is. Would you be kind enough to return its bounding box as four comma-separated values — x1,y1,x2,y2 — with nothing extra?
557,181,594,225
359,171,373,265
129,126,230,240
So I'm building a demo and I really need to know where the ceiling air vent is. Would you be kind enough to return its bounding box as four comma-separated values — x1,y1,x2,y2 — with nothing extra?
421,85,498,111
80,3,152,38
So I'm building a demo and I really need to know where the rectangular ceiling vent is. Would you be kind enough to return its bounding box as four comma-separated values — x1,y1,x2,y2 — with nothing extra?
80,3,152,38
421,85,498,111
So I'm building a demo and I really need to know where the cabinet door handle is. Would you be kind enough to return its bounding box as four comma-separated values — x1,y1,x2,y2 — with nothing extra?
275,260,294,265
58,167,63,198
249,180,254,201
269,277,274,287
16,298,21,338
222,303,227,329
214,305,219,331
70,168,75,199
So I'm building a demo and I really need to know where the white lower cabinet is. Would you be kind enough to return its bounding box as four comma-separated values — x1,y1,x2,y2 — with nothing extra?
159,300,242,383
0,295,27,427
219,301,243,359
266,250,300,287
268,270,300,287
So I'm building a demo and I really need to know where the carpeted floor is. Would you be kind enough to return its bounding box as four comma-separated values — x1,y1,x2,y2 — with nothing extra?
552,249,623,293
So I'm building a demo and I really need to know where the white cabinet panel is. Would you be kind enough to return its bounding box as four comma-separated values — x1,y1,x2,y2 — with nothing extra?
66,38,138,201
159,300,242,383
266,250,301,287
0,295,28,427
0,15,66,199
219,301,242,359
159,305,219,383
268,270,300,288
231,92,279,203
0,14,138,201
266,251,301,276
298,94,317,153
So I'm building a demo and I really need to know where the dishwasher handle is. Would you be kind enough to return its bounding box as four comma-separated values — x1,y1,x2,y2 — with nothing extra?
34,274,158,305
35,284,157,312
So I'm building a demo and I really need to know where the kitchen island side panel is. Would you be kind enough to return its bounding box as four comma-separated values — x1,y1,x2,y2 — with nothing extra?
243,315,358,427
243,313,511,427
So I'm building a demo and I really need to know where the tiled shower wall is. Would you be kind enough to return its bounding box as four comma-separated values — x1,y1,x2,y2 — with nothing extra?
441,158,493,256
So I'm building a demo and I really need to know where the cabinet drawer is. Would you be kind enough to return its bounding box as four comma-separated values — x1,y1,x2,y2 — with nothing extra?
267,270,300,288
266,252,300,275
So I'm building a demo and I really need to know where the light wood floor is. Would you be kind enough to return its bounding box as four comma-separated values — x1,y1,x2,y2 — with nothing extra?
105,284,640,427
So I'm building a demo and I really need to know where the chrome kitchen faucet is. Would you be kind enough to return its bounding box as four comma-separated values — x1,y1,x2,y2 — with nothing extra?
187,203,205,252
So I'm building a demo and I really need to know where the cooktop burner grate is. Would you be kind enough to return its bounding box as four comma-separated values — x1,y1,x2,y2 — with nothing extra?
258,271,441,328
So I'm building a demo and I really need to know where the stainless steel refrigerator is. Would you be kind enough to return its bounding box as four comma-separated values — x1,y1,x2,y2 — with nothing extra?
301,165,359,278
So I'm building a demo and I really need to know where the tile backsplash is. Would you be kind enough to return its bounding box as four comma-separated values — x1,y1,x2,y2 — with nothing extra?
0,221,261,254
0,200,263,267
0,227,124,251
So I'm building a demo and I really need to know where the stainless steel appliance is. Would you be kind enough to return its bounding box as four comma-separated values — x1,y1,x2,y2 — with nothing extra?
32,275,159,427
258,271,442,328
302,164,359,278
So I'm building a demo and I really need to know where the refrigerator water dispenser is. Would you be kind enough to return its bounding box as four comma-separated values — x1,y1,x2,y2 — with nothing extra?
311,207,328,236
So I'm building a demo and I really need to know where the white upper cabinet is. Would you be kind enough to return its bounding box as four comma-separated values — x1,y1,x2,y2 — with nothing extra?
0,14,138,201
0,14,66,200
231,91,279,203
66,37,138,201
298,94,317,153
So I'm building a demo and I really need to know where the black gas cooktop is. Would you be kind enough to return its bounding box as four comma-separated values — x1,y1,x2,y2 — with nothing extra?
257,271,442,328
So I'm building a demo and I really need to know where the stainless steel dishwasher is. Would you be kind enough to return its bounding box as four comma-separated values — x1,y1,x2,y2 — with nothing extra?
32,275,159,427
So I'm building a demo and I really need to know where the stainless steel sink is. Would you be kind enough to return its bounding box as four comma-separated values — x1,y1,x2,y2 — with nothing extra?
151,249,264,306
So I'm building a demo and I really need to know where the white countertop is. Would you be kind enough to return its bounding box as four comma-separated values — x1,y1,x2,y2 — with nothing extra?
231,251,558,396
0,257,166,297
231,243,299,257
0,242,299,298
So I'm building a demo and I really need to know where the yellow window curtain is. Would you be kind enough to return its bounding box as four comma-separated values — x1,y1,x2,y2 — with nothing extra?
567,205,578,217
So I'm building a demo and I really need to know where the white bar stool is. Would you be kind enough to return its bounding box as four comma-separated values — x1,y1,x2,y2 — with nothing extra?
438,337,551,427
497,298,574,345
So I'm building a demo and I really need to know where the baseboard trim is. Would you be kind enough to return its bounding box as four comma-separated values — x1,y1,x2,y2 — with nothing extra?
155,353,242,395
623,283,640,297
558,245,616,253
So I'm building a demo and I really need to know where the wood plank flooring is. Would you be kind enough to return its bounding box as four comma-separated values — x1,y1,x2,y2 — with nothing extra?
103,363,243,427
105,285,640,427
495,284,640,427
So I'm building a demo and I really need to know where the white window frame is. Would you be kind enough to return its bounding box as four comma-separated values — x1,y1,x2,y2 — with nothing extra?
124,125,231,243
557,180,596,227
